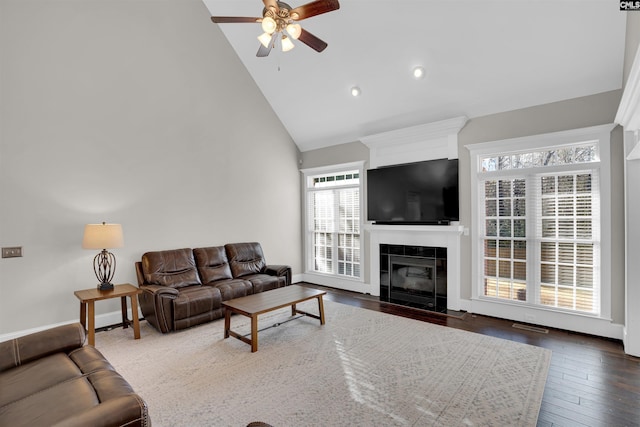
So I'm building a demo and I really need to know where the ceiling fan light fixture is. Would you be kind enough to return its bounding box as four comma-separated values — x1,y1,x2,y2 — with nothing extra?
286,23,302,39
281,34,295,52
261,16,277,34
351,86,361,97
413,66,426,79
258,32,273,48
211,0,340,57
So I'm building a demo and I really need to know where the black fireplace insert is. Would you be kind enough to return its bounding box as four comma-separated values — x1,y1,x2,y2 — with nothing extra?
380,244,447,313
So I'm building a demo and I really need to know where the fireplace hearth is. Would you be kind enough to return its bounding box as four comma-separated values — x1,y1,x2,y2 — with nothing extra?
380,244,447,313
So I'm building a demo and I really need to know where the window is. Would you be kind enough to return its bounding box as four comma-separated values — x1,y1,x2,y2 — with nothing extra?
483,178,528,302
468,125,613,319
304,164,363,280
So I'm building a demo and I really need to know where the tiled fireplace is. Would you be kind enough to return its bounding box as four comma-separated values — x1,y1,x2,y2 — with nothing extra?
380,244,448,312
367,224,463,311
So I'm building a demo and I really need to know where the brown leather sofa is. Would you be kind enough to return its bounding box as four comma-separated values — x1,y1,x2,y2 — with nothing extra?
136,242,291,333
0,323,150,427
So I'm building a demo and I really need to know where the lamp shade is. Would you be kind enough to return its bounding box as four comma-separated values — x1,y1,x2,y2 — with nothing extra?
286,23,301,39
261,16,277,34
281,35,295,52
258,32,273,48
82,223,124,249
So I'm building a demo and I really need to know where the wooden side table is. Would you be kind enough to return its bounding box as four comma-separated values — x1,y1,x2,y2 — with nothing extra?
74,283,142,346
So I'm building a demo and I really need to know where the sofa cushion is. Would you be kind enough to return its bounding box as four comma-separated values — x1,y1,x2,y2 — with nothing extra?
225,242,267,278
212,279,254,300
193,246,234,283
173,285,222,321
0,353,81,407
142,248,201,289
242,274,285,293
88,369,137,403
52,395,148,427
0,375,99,427
0,323,85,372
68,345,115,374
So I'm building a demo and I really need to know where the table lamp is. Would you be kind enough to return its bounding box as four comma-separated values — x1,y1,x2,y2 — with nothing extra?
82,222,124,290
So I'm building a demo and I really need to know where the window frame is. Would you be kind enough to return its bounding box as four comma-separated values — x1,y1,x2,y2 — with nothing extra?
301,161,366,288
467,124,614,322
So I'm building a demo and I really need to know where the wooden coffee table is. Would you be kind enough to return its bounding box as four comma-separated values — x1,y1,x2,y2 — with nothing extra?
222,285,326,352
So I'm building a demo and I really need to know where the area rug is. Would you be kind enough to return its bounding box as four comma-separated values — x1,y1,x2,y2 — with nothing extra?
95,300,551,426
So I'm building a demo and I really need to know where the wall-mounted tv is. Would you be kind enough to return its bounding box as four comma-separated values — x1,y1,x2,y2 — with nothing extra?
367,158,459,225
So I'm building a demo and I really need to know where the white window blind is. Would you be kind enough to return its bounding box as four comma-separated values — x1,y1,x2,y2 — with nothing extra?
307,170,361,279
536,172,600,312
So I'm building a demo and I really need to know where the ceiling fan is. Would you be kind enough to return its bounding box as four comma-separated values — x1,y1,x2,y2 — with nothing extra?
211,0,340,57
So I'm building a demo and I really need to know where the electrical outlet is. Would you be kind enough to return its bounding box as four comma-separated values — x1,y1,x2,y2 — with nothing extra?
2,247,23,258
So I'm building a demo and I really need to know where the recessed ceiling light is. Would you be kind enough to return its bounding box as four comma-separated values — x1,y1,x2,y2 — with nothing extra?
413,66,425,79
351,86,361,97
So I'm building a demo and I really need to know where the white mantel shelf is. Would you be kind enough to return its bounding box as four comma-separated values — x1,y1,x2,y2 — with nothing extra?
366,223,464,310
364,223,464,234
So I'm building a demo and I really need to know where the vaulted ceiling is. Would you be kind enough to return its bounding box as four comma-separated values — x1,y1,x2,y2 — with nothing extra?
203,1,626,152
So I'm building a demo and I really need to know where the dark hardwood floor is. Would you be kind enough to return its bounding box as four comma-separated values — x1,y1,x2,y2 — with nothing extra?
298,282,640,427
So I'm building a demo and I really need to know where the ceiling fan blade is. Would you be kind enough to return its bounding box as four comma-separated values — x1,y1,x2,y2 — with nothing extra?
256,33,277,57
290,0,340,21
211,16,261,24
263,0,279,12
256,43,272,57
297,28,328,52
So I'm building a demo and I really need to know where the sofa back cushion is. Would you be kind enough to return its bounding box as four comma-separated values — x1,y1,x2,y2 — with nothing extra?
141,248,201,289
225,242,267,278
193,246,233,284
0,323,85,373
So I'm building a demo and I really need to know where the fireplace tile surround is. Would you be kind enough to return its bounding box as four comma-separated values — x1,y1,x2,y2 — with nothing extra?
380,244,448,313
366,224,464,311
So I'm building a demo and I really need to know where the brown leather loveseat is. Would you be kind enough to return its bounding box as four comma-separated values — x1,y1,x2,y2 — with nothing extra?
136,242,291,333
0,323,150,426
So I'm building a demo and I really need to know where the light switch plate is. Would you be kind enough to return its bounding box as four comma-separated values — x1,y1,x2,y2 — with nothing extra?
2,247,22,258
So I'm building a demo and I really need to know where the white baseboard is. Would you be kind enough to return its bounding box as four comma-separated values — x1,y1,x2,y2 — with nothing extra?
0,308,142,342
465,297,624,341
623,326,640,357
299,273,371,294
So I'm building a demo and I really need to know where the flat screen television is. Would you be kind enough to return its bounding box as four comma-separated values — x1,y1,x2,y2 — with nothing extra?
367,158,459,225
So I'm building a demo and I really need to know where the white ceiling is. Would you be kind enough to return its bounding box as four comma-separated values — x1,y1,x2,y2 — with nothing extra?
202,0,626,152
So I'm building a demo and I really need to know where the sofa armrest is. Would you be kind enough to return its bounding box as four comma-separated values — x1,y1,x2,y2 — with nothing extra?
0,323,85,372
51,394,150,427
138,284,179,334
265,264,292,286
139,284,179,298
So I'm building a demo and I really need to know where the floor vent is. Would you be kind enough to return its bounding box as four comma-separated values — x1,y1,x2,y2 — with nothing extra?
512,323,549,334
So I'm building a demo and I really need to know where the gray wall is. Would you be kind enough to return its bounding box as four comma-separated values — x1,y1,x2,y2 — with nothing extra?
0,0,301,334
300,142,370,170
302,90,625,323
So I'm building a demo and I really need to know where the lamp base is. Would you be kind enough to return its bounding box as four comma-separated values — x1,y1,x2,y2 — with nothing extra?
93,249,117,291
98,282,114,291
